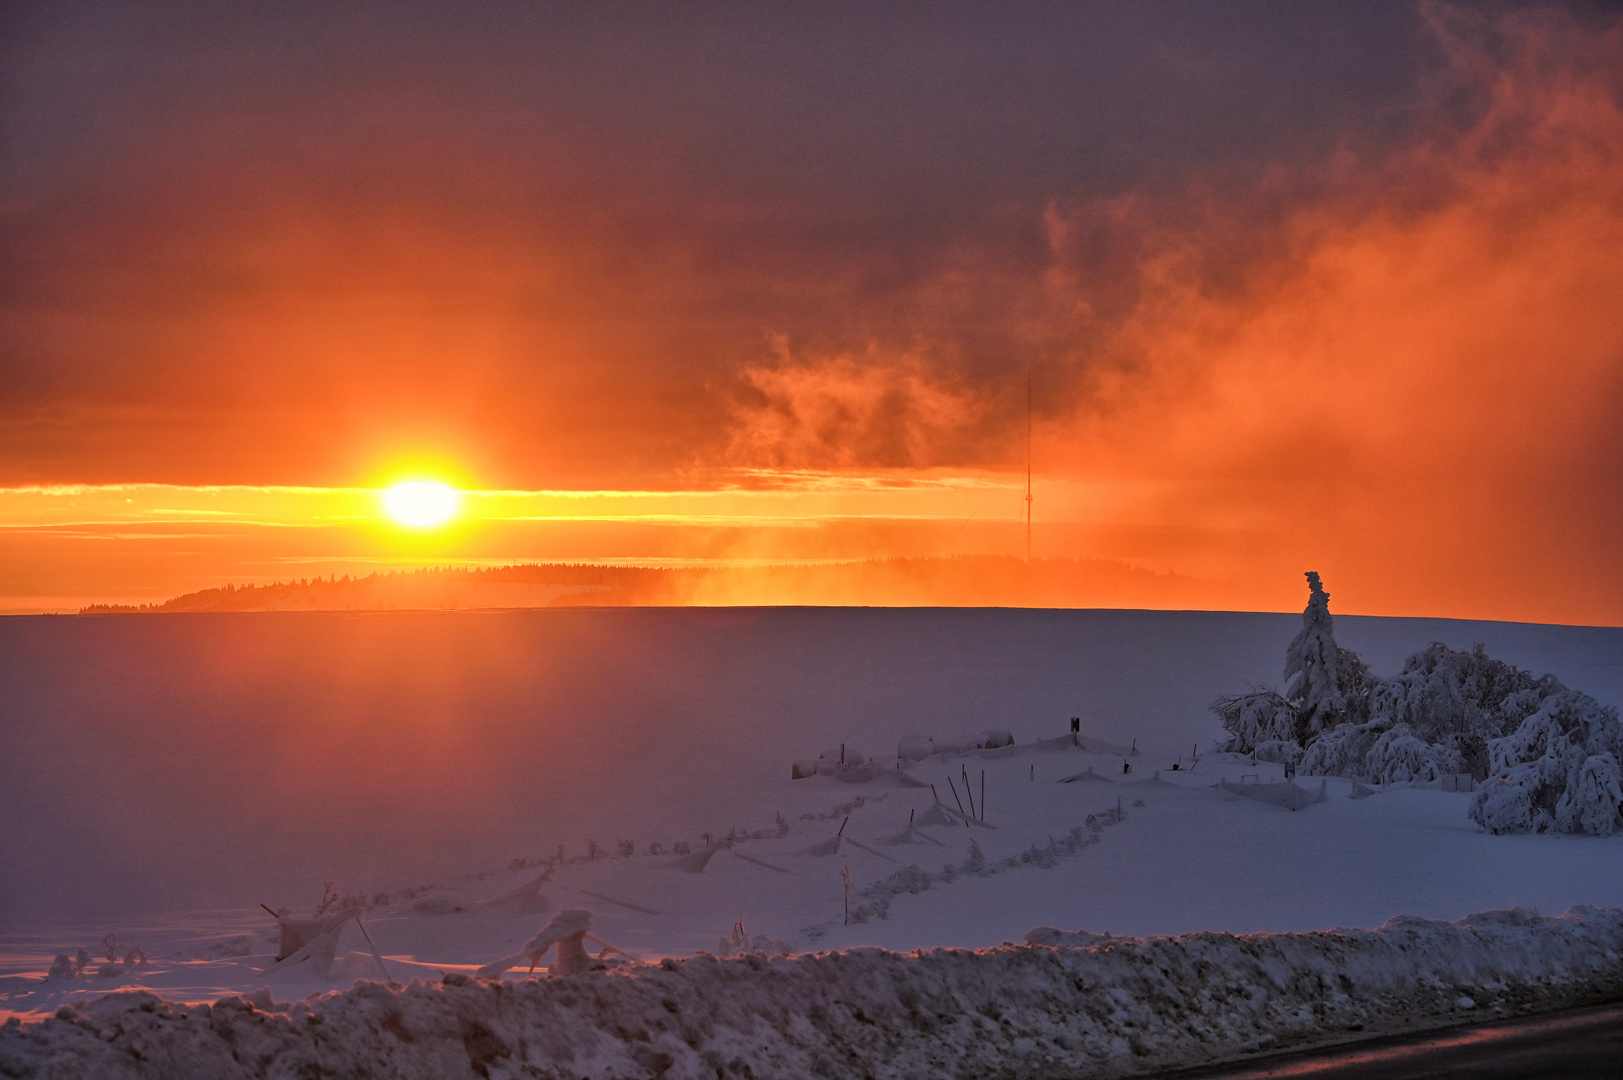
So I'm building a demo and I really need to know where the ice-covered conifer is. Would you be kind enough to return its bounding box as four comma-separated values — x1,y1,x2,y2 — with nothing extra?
1282,572,1370,740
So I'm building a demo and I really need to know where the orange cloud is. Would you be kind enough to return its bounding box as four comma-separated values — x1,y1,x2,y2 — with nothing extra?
3,4,1619,623
719,4,1623,624
728,337,994,469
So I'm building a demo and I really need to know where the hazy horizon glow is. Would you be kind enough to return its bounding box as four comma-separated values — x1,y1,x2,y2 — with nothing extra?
2,3,1619,623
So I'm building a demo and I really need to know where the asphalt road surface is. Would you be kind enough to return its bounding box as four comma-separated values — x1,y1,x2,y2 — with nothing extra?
1151,1001,1623,1079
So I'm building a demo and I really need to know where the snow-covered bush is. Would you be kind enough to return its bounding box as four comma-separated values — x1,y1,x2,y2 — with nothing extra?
1470,690,1623,835
1211,688,1297,754
1556,754,1623,836
1363,723,1461,783
1253,739,1302,765
1299,721,1382,777
1370,643,1548,756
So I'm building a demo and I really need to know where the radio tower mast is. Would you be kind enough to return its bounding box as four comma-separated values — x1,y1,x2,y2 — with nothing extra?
1025,368,1033,563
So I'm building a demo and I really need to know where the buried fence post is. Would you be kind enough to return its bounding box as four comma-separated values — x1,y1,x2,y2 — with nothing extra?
841,866,853,925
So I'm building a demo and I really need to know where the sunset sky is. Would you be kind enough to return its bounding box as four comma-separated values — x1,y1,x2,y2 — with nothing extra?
3,2,1621,622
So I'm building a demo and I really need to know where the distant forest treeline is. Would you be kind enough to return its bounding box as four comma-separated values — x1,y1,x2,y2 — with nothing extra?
79,556,1218,613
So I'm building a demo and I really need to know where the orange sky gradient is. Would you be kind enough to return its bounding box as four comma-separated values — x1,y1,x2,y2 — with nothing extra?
2,4,1620,622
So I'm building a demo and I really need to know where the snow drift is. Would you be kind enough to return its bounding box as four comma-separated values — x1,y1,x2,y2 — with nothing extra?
5,905,1622,1080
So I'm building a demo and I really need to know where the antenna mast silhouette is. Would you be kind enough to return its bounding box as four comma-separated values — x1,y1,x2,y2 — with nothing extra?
1025,368,1033,563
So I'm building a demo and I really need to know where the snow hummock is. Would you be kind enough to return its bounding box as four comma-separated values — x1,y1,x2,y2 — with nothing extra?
3,905,1621,1080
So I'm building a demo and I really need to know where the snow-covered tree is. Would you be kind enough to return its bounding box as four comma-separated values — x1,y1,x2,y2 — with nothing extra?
1216,572,1371,753
1211,574,1620,838
1556,754,1623,836
1363,723,1461,783
1210,687,1297,755
1369,643,1547,771
1298,720,1379,776
1469,689,1623,836
1282,572,1372,739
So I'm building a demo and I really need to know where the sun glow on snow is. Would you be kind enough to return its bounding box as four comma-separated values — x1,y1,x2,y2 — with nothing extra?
383,481,459,528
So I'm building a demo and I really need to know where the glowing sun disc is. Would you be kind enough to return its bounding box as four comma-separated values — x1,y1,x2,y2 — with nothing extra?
384,481,459,527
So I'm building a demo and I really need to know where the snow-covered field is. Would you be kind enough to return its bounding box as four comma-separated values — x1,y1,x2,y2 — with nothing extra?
2,607,1621,1072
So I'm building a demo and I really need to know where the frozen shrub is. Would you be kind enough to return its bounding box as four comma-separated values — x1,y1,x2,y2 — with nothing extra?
1470,690,1623,835
1300,721,1382,776
1212,688,1298,754
1472,773,1540,833
1371,643,1549,753
1555,754,1623,836
1253,739,1302,766
1364,724,1460,783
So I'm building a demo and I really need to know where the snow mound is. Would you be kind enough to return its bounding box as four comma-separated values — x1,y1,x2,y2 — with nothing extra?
1214,778,1329,810
5,906,1622,1080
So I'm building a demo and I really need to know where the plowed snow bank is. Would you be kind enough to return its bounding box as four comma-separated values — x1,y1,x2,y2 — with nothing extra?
4,906,1622,1080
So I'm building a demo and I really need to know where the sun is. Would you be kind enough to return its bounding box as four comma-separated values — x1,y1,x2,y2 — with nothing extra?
383,481,459,528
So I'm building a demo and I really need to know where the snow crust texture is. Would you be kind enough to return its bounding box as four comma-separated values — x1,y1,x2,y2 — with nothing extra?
5,905,1622,1080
